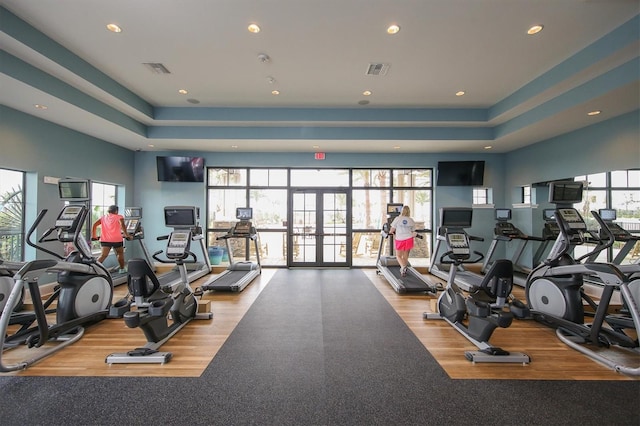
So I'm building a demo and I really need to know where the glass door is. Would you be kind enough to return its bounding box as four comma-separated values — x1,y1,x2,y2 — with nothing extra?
288,189,350,267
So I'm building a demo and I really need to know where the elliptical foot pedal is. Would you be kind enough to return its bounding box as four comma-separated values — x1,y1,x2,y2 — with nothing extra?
105,350,173,364
464,350,530,364
127,347,159,356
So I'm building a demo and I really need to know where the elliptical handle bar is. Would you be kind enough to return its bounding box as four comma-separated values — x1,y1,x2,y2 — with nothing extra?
439,249,484,265
25,209,64,260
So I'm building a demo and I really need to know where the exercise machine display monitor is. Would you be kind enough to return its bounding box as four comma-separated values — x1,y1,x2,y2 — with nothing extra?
429,207,486,292
151,206,212,289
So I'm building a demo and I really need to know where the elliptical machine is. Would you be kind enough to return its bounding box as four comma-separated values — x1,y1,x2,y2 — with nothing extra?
525,181,640,376
0,190,113,372
424,227,530,364
106,227,213,364
0,259,25,316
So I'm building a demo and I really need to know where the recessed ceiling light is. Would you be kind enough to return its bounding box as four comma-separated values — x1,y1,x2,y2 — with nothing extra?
148,144,155,148
248,24,260,33
393,146,401,150
106,23,122,33
271,90,280,95
34,104,47,110
178,89,188,95
363,90,372,96
527,25,543,35
312,145,320,149
455,91,465,97
484,145,493,150
587,110,601,116
231,145,239,149
387,24,400,35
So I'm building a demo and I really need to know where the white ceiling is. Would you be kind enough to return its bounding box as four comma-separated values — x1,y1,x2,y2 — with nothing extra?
1,0,638,153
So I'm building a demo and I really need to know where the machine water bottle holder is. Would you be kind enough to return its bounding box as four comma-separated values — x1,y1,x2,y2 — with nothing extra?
148,298,172,317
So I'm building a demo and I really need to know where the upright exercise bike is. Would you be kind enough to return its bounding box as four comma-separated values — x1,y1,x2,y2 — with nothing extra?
424,228,530,364
525,181,640,376
106,227,213,364
0,201,113,372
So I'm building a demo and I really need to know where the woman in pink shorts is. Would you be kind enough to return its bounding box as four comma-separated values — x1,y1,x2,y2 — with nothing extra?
390,205,416,277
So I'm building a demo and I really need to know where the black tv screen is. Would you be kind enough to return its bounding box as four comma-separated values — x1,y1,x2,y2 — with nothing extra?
548,181,583,204
58,179,90,201
157,156,205,182
436,161,485,186
440,207,473,228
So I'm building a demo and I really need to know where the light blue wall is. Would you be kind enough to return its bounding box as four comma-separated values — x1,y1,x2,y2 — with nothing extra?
133,150,507,256
2,105,638,265
0,106,134,262
502,110,640,263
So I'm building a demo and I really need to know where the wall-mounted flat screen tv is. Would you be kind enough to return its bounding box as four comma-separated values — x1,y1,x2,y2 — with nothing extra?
436,161,485,186
157,156,205,182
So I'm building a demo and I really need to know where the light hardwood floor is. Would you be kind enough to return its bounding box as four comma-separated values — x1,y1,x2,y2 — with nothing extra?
2,268,638,380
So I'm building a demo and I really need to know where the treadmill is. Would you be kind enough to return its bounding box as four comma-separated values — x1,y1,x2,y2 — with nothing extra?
376,203,439,294
588,209,640,266
199,207,261,292
584,208,639,283
429,207,486,292
152,206,212,289
109,207,154,286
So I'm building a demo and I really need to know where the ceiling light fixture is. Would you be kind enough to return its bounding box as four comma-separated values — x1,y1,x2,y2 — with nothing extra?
106,23,122,33
484,145,493,150
387,24,400,35
248,24,260,33
258,53,270,63
527,24,543,35
455,91,465,96
363,90,372,96
34,104,47,110
178,89,188,95
587,110,601,116
271,90,280,95
393,145,401,149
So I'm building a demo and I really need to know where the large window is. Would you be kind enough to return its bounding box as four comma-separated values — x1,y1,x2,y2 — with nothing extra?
0,169,25,262
206,167,433,267
573,170,639,263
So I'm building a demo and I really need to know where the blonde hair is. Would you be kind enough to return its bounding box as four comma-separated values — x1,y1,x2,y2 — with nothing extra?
401,205,410,216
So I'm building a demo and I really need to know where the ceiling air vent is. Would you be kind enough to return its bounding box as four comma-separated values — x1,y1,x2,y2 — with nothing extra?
143,62,171,74
366,63,390,76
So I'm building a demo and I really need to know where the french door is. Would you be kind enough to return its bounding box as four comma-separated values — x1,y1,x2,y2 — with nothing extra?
288,189,351,267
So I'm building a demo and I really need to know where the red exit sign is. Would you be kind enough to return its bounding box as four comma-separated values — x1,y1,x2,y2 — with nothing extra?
314,152,326,160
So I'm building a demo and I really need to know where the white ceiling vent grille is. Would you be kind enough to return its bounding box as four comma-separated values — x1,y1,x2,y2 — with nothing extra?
143,63,171,74
366,63,390,76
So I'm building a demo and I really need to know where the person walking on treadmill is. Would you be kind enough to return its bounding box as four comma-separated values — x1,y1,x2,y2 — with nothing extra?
92,205,132,273
390,205,417,277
